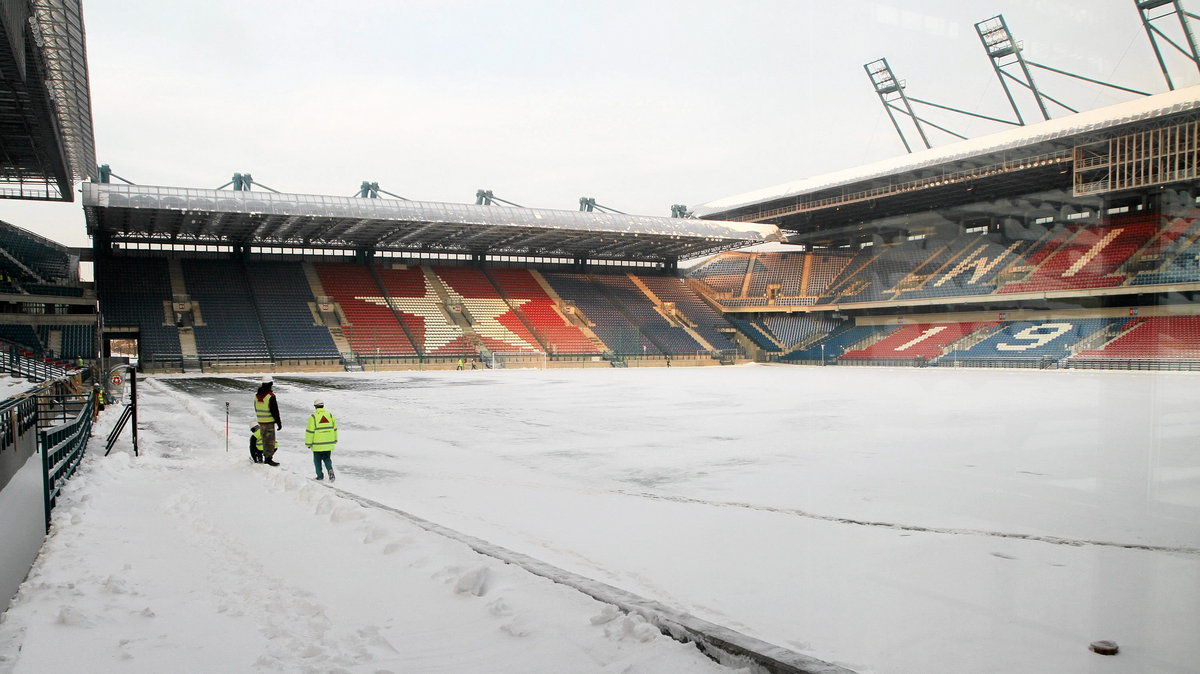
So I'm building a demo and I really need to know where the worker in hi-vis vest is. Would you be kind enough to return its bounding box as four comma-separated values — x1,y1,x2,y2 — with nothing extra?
249,424,264,463
305,399,338,481
254,376,282,466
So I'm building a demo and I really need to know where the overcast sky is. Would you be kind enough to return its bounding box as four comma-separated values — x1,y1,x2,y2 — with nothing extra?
1,0,1195,248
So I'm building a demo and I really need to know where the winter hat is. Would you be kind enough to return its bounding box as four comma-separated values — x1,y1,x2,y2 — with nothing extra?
313,399,324,407
261,375,273,383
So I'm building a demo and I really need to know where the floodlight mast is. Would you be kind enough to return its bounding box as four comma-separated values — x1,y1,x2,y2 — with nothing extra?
670,205,693,218
864,58,929,152
976,14,1151,124
864,57,1022,152
1135,0,1200,90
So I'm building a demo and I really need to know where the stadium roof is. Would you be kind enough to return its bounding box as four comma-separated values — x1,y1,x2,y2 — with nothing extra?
696,85,1200,241
83,183,782,263
0,0,96,201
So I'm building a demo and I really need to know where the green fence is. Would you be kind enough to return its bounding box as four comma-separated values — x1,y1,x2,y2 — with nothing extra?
37,391,93,531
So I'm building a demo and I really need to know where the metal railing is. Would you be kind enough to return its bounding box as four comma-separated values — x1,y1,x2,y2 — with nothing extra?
39,391,93,530
1065,358,1200,372
2,344,72,381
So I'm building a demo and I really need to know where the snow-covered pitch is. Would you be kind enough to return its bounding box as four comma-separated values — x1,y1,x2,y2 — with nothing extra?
1,364,1197,673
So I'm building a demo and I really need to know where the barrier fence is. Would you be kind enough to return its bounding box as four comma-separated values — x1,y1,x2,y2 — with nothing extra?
3,344,72,381
38,391,93,530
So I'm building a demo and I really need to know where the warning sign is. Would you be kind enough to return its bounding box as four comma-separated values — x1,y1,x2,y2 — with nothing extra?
110,373,123,386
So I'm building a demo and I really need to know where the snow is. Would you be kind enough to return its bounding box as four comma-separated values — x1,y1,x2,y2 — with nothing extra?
0,376,37,398
695,84,1200,216
83,183,781,243
2,365,1198,674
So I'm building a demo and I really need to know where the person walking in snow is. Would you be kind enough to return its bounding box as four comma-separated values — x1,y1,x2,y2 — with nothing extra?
254,376,282,466
249,424,265,463
305,399,338,481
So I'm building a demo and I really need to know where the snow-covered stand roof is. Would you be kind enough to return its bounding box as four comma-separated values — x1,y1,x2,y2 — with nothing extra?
697,85,1200,220
83,183,781,263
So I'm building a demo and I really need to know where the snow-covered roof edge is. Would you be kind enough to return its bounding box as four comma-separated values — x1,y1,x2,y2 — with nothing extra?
696,85,1200,217
83,183,781,242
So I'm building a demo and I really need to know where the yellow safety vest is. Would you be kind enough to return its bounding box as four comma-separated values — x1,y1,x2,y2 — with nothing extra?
255,393,276,423
251,427,263,451
305,409,338,451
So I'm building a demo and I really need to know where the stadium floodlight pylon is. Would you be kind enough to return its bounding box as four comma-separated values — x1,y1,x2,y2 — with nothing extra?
670,204,693,218
579,197,626,214
475,189,523,208
1135,0,1200,91
975,14,1151,125
865,57,1021,153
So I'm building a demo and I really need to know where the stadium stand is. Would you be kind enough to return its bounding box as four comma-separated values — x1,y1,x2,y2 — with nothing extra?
381,266,472,357
683,209,1200,317
841,321,998,361
687,253,752,296
91,210,1200,370
725,316,781,352
245,261,339,360
97,256,181,364
432,265,540,354
1133,210,1198,260
804,254,854,300
542,272,661,355
851,239,952,303
949,318,1116,363
1071,316,1200,360
899,233,1033,300
315,262,417,357
0,325,40,352
484,267,598,354
589,274,703,355
1131,214,1200,286
762,315,840,350
633,274,739,352
998,216,1157,293
783,323,891,361
35,325,94,360
182,259,272,361
738,253,808,303
814,246,881,304
0,221,72,284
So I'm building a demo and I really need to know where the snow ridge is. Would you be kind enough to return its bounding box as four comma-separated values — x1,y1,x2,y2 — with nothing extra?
622,490,1200,556
317,481,857,674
